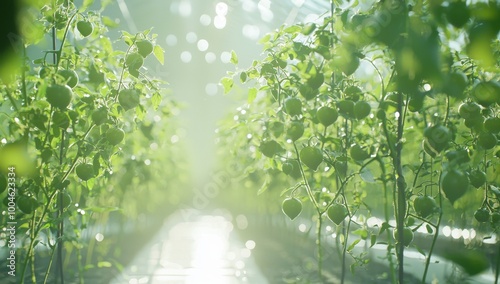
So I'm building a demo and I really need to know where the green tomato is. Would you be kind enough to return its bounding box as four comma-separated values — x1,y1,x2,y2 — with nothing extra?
284,97,302,116
424,125,452,152
46,84,73,109
316,106,338,127
75,163,95,181
286,121,304,141
282,197,302,220
413,195,437,218
259,140,283,158
340,54,360,76
337,100,355,119
91,107,108,125
354,101,371,120
18,196,38,214
57,69,79,88
441,169,470,204
52,111,70,129
118,89,140,110
350,144,370,161
344,85,363,101
77,21,93,37
300,146,323,171
474,208,490,223
458,102,481,120
307,73,324,90
445,1,470,28
478,132,497,150
484,117,500,133
393,227,414,247
468,169,487,188
444,71,468,99
106,128,125,145
327,203,348,225
472,81,500,107
299,84,319,100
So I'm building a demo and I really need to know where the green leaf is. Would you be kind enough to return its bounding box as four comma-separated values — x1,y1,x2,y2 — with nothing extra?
220,77,234,94
379,222,389,235
102,16,119,28
360,167,375,183
97,261,112,268
248,88,257,104
153,45,165,65
151,92,162,110
443,250,489,276
370,234,377,247
347,239,361,252
426,224,433,234
352,228,368,239
230,50,238,65
284,25,301,34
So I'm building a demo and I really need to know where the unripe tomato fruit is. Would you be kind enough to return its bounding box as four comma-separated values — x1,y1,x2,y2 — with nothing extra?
458,102,481,120
393,227,414,247
307,73,324,89
468,169,487,188
441,169,469,204
286,121,304,141
118,89,140,110
354,101,371,119
327,203,348,225
472,81,500,107
478,132,497,150
284,97,302,116
282,197,302,220
484,117,500,133
300,146,323,171
77,21,93,37
413,195,437,218
445,1,470,28
350,144,370,161
91,107,108,125
57,69,79,88
337,100,355,118
106,128,125,145
259,140,283,158
474,208,490,223
46,84,73,109
18,196,38,214
316,106,338,127
75,163,95,181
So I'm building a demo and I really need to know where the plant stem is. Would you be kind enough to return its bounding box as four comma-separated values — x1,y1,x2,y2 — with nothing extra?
317,214,323,279
395,92,406,283
495,241,500,284
57,130,66,284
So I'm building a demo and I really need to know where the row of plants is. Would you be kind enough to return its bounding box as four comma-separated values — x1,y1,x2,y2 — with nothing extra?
0,0,186,283
219,0,500,283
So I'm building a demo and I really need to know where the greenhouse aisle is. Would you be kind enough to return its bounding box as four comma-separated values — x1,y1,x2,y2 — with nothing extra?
110,210,268,284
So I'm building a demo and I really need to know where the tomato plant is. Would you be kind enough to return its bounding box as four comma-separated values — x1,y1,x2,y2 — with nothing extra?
0,1,179,283
219,0,500,282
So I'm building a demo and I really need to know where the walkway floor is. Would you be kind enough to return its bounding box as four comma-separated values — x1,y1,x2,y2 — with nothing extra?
110,210,268,284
